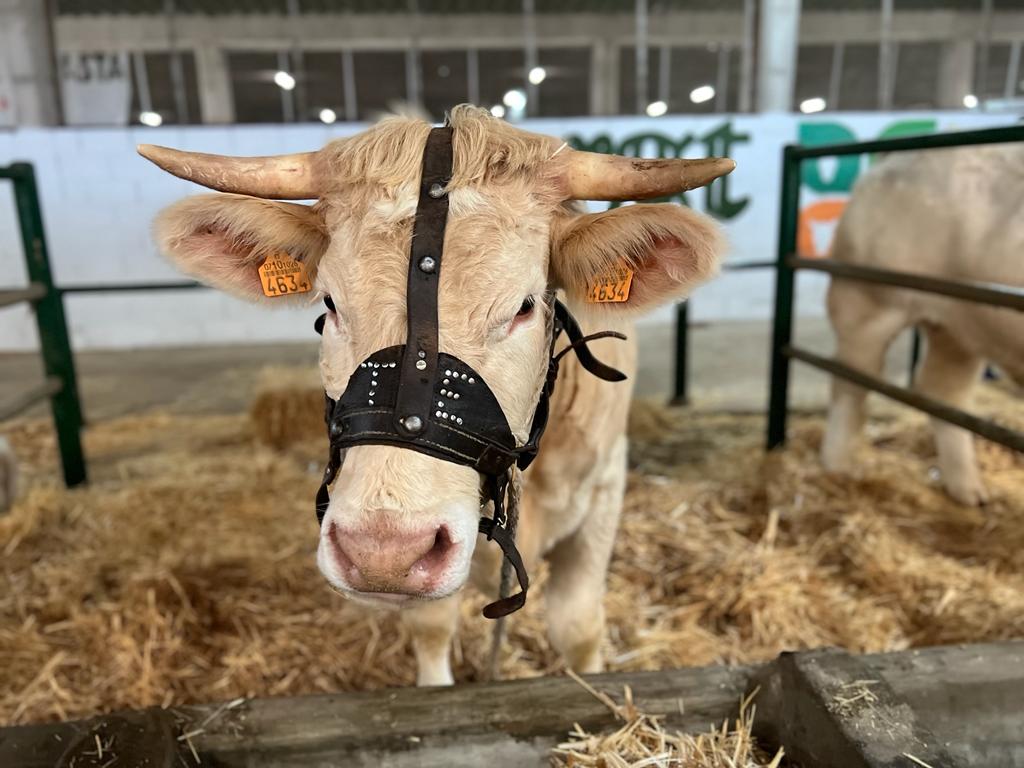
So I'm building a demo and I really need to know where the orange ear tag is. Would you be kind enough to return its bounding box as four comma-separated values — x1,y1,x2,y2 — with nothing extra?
586,266,634,304
258,252,312,298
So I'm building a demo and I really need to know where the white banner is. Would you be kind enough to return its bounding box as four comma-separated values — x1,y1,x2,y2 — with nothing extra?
59,52,131,126
0,110,1016,350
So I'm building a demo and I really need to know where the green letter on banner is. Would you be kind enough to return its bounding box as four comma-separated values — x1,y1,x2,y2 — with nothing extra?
799,122,859,193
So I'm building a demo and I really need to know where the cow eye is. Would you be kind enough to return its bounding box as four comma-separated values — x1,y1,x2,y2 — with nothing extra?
516,296,536,317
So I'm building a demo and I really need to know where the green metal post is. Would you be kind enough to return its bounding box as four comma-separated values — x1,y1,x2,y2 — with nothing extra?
672,300,689,405
9,163,87,486
766,147,801,450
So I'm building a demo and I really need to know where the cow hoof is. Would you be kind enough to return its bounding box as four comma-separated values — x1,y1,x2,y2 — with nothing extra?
945,478,990,507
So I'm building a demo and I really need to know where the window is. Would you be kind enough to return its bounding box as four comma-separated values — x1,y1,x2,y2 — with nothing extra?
837,44,880,111
129,51,201,125
477,48,525,115
352,51,407,120
534,47,591,117
422,49,469,121
620,44,738,115
892,42,941,110
794,45,833,111
228,51,286,124
303,51,346,122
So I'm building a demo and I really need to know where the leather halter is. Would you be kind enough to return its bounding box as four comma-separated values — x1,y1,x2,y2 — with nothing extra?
313,125,626,619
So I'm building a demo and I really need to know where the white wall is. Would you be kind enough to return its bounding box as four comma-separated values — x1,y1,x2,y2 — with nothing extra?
0,111,1012,351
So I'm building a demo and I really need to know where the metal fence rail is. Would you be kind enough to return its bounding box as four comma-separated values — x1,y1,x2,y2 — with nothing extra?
766,124,1024,453
0,163,87,486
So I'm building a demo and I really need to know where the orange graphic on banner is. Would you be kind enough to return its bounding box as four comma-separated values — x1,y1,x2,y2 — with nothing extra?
797,199,847,258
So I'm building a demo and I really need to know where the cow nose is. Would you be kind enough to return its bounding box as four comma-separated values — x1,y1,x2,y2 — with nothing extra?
329,520,455,595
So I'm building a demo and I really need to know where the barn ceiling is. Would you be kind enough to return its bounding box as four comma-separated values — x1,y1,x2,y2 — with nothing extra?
54,0,1024,15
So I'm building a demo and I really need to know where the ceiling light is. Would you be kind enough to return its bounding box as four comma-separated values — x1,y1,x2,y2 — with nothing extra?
689,85,715,104
645,100,668,117
528,66,547,85
800,97,826,114
274,70,296,91
962,93,978,109
490,104,506,118
319,108,337,124
502,88,527,111
139,110,162,127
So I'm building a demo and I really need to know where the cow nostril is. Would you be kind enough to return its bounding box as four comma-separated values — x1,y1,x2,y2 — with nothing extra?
416,526,453,573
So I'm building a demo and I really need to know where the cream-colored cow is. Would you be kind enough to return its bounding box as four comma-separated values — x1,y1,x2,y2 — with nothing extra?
822,145,1024,506
142,106,732,684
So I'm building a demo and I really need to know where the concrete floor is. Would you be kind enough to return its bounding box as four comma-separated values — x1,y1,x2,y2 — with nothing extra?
0,317,915,423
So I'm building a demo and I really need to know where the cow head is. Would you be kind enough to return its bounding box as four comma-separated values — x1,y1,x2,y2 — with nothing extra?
143,106,732,609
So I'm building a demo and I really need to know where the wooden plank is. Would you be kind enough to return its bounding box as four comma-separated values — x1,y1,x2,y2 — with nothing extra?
1,642,1022,767
750,647,961,768
184,663,753,767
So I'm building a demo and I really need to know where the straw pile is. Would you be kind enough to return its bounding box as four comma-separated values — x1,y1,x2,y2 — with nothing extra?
1,378,1022,729
552,671,783,768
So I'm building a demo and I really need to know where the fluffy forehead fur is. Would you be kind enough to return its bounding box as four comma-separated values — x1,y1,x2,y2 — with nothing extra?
314,104,566,197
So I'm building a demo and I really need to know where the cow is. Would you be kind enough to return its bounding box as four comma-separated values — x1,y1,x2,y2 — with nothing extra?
140,105,733,684
821,144,1024,506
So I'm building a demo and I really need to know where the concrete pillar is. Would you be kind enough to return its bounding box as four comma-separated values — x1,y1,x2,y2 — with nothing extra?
591,38,619,116
194,44,234,124
937,39,974,109
0,0,61,125
757,0,801,112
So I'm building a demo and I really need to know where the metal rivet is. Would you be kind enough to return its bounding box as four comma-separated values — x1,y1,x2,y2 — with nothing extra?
373,363,379,368
453,393,460,399
369,390,376,396
442,412,448,419
468,377,475,384
416,359,427,371
460,373,467,380
435,410,442,417
418,256,436,274
456,417,463,425
403,415,423,434
428,182,445,198
438,400,444,407
368,399,374,405
443,378,450,384
445,369,451,376
418,350,426,359
329,421,344,440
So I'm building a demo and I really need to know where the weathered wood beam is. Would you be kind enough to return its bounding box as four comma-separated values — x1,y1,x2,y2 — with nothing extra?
1,642,1022,768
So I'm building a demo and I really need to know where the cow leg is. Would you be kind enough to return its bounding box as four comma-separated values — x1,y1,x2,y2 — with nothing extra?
821,287,908,471
544,435,626,674
400,593,460,686
915,328,988,506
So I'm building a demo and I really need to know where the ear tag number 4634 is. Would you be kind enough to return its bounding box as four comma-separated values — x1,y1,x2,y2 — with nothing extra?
587,268,634,304
259,253,312,298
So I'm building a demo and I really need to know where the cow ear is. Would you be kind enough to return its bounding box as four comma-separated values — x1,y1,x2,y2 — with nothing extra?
154,193,329,304
549,203,724,313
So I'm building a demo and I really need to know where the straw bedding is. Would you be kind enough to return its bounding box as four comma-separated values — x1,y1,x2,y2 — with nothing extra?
1,379,1022,737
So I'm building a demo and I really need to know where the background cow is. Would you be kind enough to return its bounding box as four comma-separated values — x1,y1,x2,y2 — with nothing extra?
143,105,732,684
822,145,1024,506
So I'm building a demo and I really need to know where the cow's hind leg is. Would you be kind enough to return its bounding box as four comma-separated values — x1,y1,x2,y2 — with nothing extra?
401,593,460,686
821,283,908,471
915,327,987,506
544,435,626,674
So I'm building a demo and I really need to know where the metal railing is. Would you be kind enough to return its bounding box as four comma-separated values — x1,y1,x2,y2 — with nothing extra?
0,163,87,486
766,124,1024,453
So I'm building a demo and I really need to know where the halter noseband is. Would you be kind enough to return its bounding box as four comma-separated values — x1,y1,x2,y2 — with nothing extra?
313,126,626,619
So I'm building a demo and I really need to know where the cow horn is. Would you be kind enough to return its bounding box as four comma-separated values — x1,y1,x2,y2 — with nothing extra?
561,149,735,202
137,144,320,200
